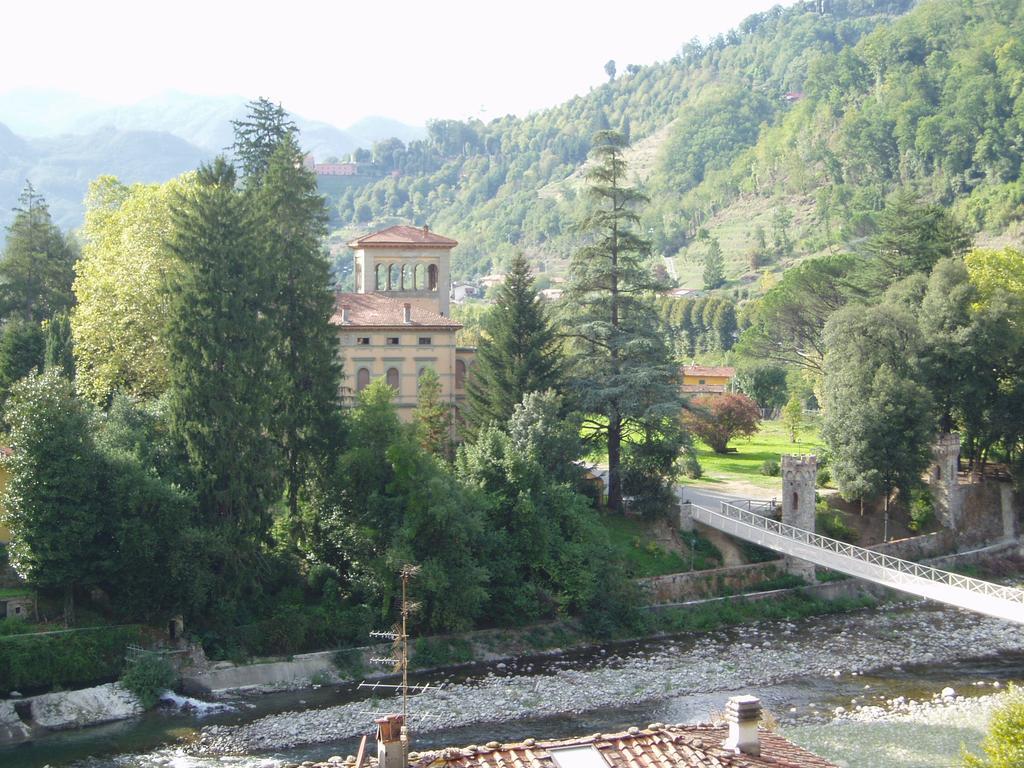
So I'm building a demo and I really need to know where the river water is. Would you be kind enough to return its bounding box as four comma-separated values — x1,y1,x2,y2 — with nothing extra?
2,601,1018,768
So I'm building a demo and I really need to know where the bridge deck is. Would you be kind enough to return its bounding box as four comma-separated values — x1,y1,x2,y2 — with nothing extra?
690,501,1024,624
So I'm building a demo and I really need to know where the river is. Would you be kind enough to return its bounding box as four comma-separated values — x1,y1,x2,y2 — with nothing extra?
2,599,1018,768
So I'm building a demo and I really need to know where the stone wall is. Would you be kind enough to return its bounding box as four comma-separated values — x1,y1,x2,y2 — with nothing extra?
959,479,1021,546
638,561,784,604
867,530,956,560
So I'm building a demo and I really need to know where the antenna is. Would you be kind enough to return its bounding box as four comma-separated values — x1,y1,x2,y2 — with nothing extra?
358,564,439,749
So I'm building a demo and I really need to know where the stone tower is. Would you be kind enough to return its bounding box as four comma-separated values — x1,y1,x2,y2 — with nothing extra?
781,454,817,581
930,432,962,531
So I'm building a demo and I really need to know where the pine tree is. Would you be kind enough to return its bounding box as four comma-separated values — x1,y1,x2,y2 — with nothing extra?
230,98,297,184
464,252,565,439
253,134,342,540
0,183,76,323
165,158,280,541
564,130,683,513
44,311,75,378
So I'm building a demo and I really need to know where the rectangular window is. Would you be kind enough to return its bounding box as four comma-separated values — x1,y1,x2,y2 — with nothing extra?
386,337,399,345
357,337,370,345
418,337,432,345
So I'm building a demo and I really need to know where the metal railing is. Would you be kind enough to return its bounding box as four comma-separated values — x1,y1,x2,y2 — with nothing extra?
688,501,1024,622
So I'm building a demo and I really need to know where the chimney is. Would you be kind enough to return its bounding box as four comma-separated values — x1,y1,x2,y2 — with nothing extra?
341,304,351,324
376,714,406,768
403,302,412,324
722,695,761,756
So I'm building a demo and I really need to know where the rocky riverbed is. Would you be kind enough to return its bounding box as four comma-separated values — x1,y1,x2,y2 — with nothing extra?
194,601,1023,755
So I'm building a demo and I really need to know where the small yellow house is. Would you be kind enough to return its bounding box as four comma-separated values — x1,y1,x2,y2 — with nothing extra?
334,225,474,420
681,365,735,395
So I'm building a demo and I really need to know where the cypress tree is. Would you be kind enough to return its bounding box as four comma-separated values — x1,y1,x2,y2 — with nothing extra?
165,158,280,542
254,134,343,537
464,252,564,439
563,130,683,513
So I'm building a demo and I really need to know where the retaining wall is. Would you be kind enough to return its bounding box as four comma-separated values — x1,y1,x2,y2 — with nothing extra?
638,561,783,604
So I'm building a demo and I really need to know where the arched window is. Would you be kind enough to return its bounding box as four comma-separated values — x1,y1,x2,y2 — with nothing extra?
356,367,370,392
389,264,401,291
386,367,400,390
355,269,362,292
402,264,413,290
455,359,467,389
428,264,438,291
792,491,798,510
414,263,426,290
375,264,387,291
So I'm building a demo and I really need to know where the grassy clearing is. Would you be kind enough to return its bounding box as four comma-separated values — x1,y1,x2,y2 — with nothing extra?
691,417,823,489
597,513,691,577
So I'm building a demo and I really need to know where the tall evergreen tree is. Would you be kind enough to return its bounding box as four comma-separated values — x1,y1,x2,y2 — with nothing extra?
254,134,342,539
702,236,726,290
0,183,76,323
464,252,564,439
230,98,297,184
44,311,75,379
414,367,452,460
563,131,683,513
165,158,279,542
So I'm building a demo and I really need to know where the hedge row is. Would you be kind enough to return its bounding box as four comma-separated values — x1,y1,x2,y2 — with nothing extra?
0,625,143,695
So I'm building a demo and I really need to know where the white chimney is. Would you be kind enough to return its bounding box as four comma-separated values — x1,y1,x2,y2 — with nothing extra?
403,302,412,324
341,304,351,323
722,695,761,756
376,714,406,768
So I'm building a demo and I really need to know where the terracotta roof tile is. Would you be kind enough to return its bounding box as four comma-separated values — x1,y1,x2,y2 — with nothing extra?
332,292,461,329
408,725,837,768
348,225,458,249
681,366,736,379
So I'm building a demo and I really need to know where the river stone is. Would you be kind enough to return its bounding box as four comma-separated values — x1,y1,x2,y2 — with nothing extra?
0,700,31,743
30,683,142,730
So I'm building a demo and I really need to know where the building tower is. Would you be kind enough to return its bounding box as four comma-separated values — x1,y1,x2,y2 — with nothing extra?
348,225,456,317
930,432,962,531
781,454,817,581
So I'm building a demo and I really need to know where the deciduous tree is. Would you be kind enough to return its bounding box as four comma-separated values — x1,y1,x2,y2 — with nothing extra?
683,393,761,454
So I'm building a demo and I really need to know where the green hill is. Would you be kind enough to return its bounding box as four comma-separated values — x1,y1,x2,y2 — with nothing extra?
322,0,1024,286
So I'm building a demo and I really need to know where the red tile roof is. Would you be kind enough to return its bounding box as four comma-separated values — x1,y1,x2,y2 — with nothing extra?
332,292,461,329
348,225,458,249
408,724,837,768
682,365,736,379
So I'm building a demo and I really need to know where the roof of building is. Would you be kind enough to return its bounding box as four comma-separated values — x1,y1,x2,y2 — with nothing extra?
402,724,837,768
348,225,458,249
681,365,736,379
332,292,462,329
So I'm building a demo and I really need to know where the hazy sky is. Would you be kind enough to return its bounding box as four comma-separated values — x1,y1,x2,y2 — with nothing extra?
3,0,776,127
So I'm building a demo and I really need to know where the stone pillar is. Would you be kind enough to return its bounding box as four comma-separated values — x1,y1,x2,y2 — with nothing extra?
782,454,817,581
930,433,962,531
678,487,694,532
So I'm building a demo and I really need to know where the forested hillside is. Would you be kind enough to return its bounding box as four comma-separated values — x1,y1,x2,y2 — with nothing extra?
325,0,1024,285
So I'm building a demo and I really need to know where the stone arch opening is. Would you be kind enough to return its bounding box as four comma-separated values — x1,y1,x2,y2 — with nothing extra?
414,263,426,290
401,264,413,290
389,264,401,291
428,264,438,291
386,367,400,390
375,264,387,291
455,359,467,389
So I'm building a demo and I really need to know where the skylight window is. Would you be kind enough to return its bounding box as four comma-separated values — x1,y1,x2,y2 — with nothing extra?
549,746,610,768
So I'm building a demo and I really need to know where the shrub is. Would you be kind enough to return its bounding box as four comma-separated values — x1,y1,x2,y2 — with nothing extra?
909,488,935,532
332,648,364,679
0,625,143,696
0,617,29,637
683,453,703,479
120,652,176,709
963,684,1024,767
815,506,859,543
759,459,780,476
412,637,474,668
816,466,831,487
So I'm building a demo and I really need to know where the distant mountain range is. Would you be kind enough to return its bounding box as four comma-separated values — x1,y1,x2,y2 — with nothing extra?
0,90,425,231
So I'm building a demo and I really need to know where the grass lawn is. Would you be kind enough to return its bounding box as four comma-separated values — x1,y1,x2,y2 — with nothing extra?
0,587,30,599
690,417,824,490
595,512,722,576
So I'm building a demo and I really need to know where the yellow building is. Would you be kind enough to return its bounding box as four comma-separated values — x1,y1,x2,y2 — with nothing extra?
334,225,474,419
681,364,735,394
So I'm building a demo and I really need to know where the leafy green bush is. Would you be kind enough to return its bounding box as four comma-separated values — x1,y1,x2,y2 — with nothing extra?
909,488,935,532
963,684,1024,767
120,652,176,709
759,459,780,476
815,502,859,543
683,453,703,479
332,648,365,679
816,466,831,487
412,637,474,668
0,617,29,636
0,625,143,695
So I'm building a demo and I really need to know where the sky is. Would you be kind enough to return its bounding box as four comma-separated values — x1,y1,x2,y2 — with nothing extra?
1,0,777,128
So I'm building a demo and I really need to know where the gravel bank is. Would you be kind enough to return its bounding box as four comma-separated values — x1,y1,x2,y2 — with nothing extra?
194,602,1023,755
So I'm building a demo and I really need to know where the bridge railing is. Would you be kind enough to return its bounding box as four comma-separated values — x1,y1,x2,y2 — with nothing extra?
712,501,1024,605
